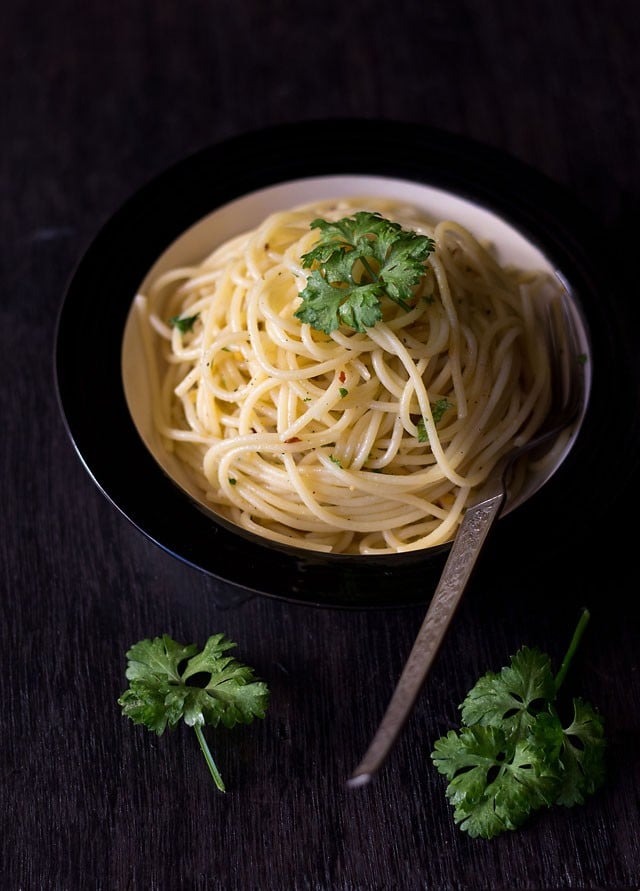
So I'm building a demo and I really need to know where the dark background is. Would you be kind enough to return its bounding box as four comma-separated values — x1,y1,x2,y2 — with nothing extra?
2,1,639,889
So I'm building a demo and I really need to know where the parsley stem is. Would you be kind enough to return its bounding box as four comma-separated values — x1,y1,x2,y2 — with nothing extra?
193,724,226,792
358,255,379,284
554,608,590,693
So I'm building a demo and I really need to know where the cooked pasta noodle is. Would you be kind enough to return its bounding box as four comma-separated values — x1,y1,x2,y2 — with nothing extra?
136,197,555,555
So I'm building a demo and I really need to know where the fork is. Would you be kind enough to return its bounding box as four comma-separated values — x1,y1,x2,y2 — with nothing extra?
348,286,587,788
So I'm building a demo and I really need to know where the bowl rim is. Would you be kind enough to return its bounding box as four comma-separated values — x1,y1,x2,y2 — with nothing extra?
54,119,622,608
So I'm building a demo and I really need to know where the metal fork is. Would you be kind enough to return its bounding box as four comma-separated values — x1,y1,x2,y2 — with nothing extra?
348,286,587,788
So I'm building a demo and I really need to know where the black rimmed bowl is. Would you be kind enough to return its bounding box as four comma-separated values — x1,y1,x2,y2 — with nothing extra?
54,119,625,608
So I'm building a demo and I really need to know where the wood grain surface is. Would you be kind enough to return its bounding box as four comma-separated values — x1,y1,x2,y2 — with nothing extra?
2,1,639,889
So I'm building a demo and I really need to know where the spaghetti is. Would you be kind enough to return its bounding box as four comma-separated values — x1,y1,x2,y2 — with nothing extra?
136,197,554,554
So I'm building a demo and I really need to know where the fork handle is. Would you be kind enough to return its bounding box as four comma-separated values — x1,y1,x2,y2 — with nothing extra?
347,491,504,787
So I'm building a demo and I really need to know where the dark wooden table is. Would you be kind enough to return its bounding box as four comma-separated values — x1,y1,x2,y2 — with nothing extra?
3,1,639,888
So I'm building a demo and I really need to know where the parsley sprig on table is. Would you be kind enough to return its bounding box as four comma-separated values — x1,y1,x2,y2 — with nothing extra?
431,609,605,839
294,211,435,334
118,633,269,792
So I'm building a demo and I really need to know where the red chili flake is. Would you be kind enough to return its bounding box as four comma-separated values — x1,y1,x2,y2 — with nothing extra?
338,370,346,383
284,437,301,444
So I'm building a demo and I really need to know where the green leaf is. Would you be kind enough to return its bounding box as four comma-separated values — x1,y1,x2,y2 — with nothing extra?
416,416,429,443
118,633,269,791
416,399,454,442
431,725,559,839
533,699,606,807
294,270,383,335
169,313,199,333
295,211,435,334
430,611,606,839
118,682,175,734
460,647,556,738
124,634,198,686
379,230,435,306
431,398,453,424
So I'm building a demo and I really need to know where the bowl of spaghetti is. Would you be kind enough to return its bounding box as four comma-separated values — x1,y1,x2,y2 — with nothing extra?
125,183,586,557
56,120,614,607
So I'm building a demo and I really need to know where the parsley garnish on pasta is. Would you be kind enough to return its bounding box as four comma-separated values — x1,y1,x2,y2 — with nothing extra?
295,211,435,334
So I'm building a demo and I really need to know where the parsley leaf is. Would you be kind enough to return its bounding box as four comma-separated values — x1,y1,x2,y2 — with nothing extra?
430,609,606,838
432,726,560,838
460,646,556,738
118,633,269,792
431,397,453,424
294,212,435,334
170,313,199,333
532,699,606,807
416,399,454,443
